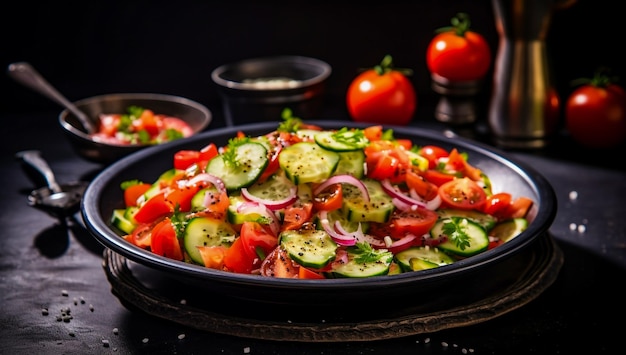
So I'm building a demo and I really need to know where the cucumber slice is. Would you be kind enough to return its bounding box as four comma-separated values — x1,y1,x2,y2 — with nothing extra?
123,206,139,225
437,208,496,231
245,172,296,203
394,246,455,272
430,217,489,257
206,142,269,191
280,229,337,269
490,218,528,243
334,150,365,178
111,209,136,235
295,129,322,141
190,186,220,212
278,142,340,184
183,217,237,265
314,129,368,152
342,178,394,223
330,244,393,278
226,195,272,225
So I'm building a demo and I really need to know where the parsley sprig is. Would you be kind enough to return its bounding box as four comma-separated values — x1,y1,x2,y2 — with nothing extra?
352,242,393,264
441,217,471,250
277,108,303,133
222,136,251,167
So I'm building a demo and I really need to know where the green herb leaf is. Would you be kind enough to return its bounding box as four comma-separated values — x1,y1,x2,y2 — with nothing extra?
222,136,251,167
277,108,303,133
441,217,471,250
352,242,393,264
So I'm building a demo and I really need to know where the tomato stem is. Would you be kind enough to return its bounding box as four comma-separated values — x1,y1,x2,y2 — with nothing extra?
372,55,413,77
570,67,620,88
435,12,472,37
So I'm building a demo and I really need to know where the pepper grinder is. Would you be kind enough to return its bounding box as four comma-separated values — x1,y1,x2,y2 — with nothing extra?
488,0,574,148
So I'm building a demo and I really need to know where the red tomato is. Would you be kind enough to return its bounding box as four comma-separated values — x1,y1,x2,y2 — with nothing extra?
165,184,200,212
482,192,512,216
223,237,255,274
439,177,487,210
422,169,456,186
298,266,325,279
123,183,151,207
565,70,626,148
124,223,153,249
281,202,313,231
259,247,299,278
150,218,183,261
162,116,194,137
313,183,343,211
347,55,417,125
405,170,439,201
419,145,449,169
369,209,438,240
239,221,278,261
133,193,173,224
426,13,491,82
197,246,227,269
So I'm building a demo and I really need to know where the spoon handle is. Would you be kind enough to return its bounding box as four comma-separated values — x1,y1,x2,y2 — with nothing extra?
7,62,96,134
15,150,63,194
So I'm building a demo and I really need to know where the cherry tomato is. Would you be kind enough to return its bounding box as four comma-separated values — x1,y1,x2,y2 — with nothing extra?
439,177,487,210
347,55,417,125
426,13,491,82
565,69,626,148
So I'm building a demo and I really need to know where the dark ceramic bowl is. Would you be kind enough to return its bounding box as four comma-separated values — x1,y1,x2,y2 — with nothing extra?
82,121,557,319
59,93,211,164
211,56,331,126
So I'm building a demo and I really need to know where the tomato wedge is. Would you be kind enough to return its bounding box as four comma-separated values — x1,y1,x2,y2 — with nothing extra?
223,237,255,274
482,192,512,216
405,169,438,200
439,177,487,210
150,218,183,261
124,183,151,207
282,202,313,231
313,183,343,211
419,145,448,169
259,247,299,278
133,193,173,224
239,221,278,260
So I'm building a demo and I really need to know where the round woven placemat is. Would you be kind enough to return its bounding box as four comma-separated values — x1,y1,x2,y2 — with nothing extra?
103,235,563,342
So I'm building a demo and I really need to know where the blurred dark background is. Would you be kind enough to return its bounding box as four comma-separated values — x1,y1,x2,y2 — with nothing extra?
1,0,623,130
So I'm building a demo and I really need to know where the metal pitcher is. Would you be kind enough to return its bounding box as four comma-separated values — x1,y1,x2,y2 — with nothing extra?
488,0,574,148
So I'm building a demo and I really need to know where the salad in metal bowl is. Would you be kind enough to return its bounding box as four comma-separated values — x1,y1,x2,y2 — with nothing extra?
109,115,534,279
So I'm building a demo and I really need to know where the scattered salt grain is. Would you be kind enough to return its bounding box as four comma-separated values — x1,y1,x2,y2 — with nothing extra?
178,334,186,340
142,338,149,344
180,299,187,305
73,297,78,305
89,304,94,312
424,337,431,344
42,308,49,316
113,328,119,335
569,223,577,231
577,224,586,233
569,191,578,201
462,348,468,354
102,339,110,348
61,290,68,297
80,296,85,304
69,331,75,337
243,347,251,354
441,341,449,347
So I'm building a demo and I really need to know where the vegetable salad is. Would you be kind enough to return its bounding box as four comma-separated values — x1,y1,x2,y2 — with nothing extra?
111,115,534,279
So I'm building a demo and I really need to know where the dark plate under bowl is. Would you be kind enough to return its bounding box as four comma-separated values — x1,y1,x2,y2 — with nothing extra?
82,121,557,318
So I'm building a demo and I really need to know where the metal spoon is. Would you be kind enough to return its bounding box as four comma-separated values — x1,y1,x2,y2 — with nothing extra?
7,62,96,134
16,150,88,222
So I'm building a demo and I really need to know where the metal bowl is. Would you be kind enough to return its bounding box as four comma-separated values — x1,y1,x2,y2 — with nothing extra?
81,121,557,319
211,56,331,126
59,93,211,164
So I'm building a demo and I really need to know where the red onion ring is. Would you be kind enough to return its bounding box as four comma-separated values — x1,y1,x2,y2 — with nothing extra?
318,210,356,246
237,201,280,236
241,185,298,211
381,179,426,209
186,173,226,194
